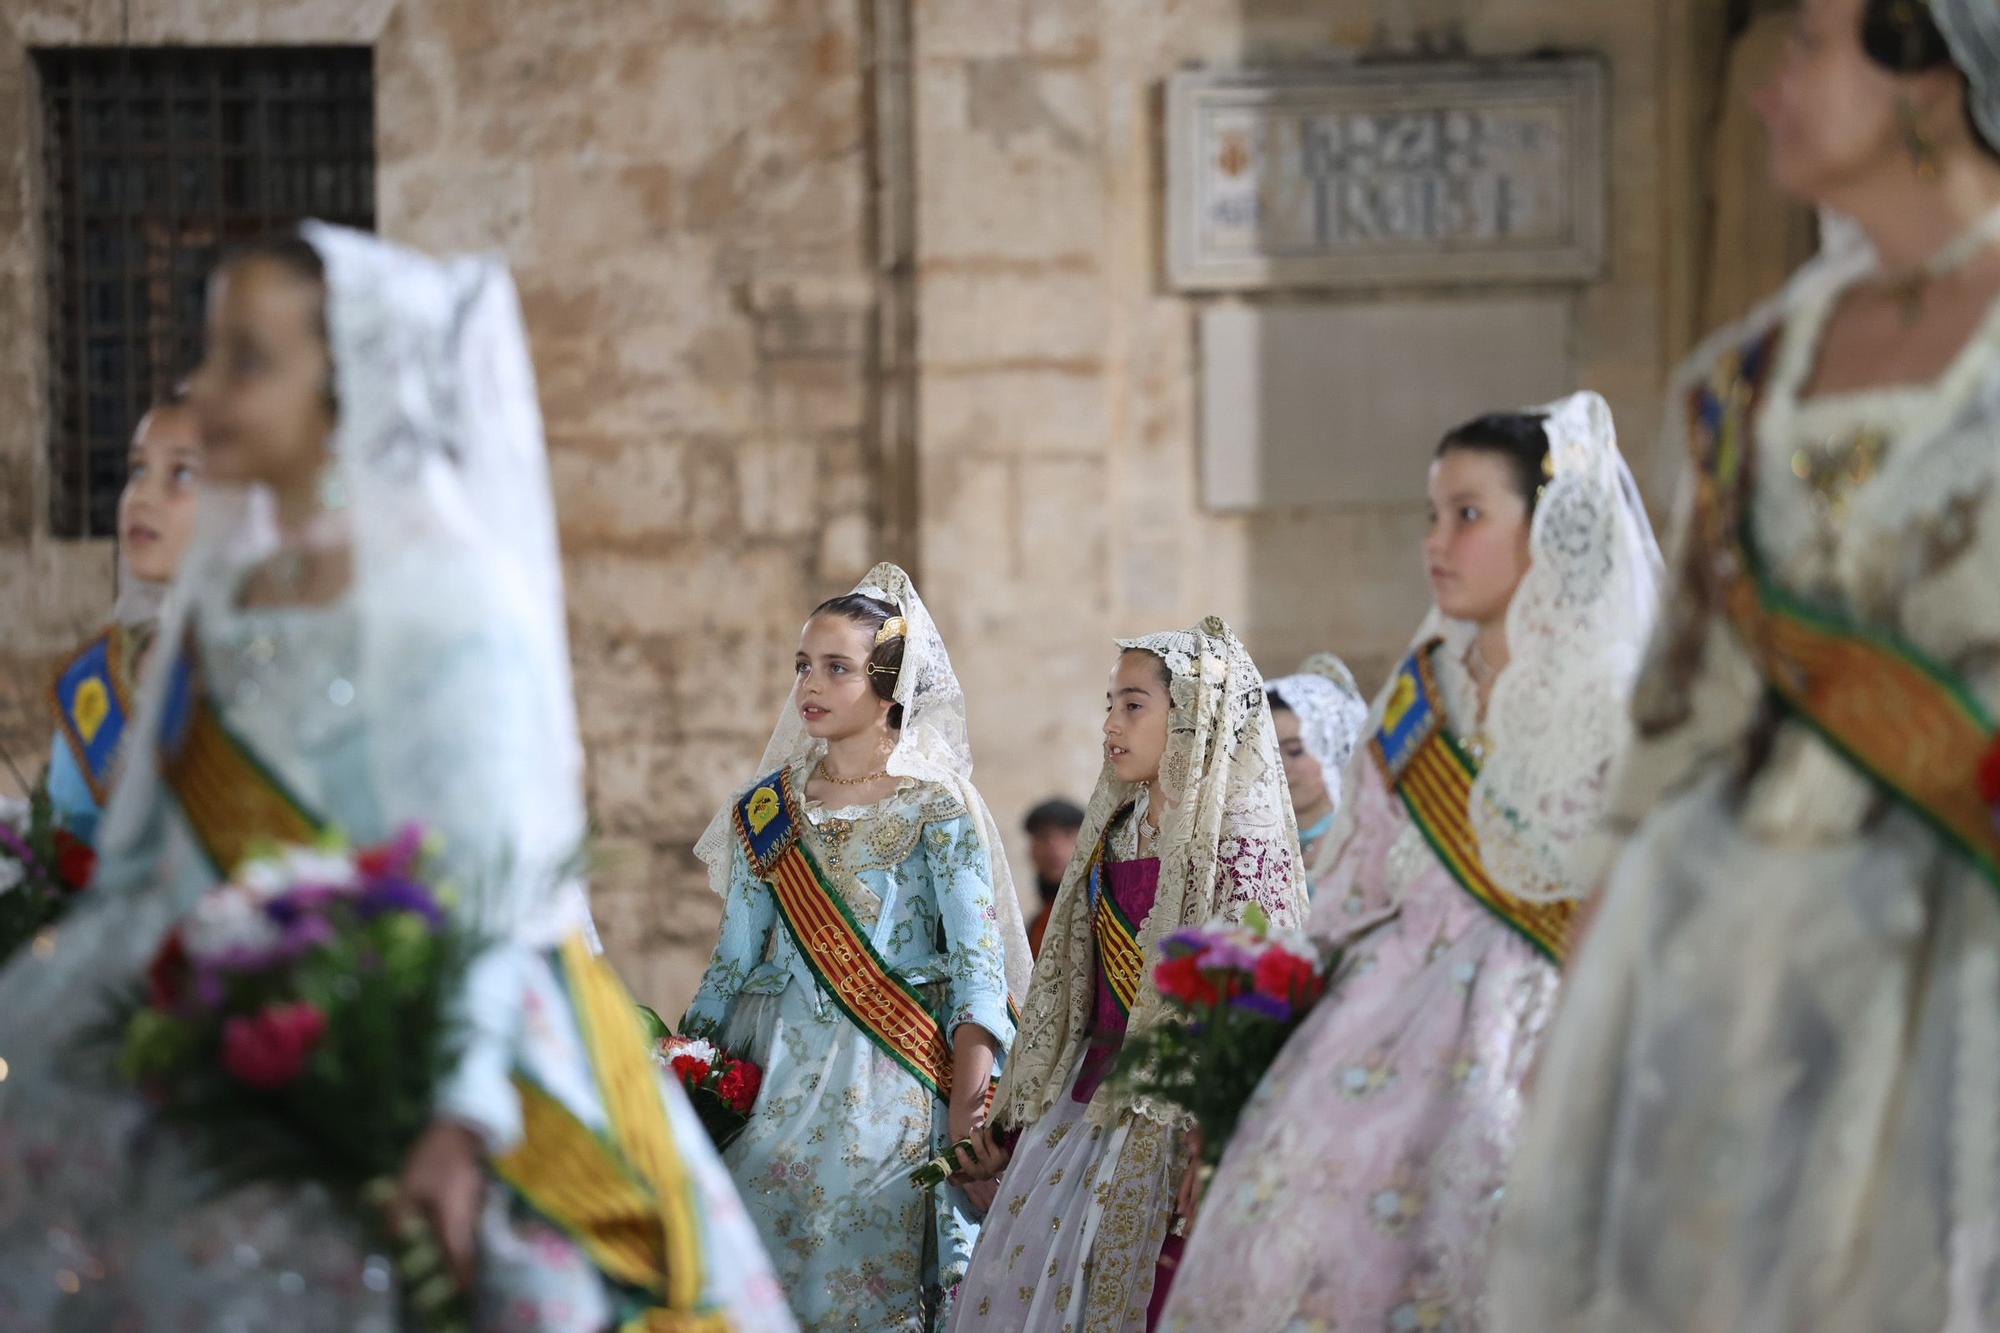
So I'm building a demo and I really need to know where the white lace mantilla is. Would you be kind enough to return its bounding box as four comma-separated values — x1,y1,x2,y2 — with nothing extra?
1468,391,1661,903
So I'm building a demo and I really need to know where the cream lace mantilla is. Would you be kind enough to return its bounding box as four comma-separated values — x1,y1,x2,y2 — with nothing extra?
991,616,1307,1133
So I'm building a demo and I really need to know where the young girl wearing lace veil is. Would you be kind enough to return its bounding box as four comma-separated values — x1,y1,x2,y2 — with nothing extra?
45,393,203,845
1156,393,1661,1333
0,226,792,1332
948,617,1309,1332
1266,653,1370,895
685,564,1032,1332
1494,2,2000,1327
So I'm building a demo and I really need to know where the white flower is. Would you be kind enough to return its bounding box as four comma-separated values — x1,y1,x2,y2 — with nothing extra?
0,798,29,833
278,846,360,892
184,886,283,961
1265,928,1322,967
231,845,358,902
233,856,292,901
0,857,23,897
660,1035,718,1066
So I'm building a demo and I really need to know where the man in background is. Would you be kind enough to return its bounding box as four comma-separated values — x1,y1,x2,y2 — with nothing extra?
1022,798,1084,957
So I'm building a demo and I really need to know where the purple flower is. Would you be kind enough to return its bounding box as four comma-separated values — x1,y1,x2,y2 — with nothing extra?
206,911,336,976
1161,929,1214,959
189,967,228,1012
356,877,444,927
263,885,346,926
1228,991,1292,1023
1195,939,1262,974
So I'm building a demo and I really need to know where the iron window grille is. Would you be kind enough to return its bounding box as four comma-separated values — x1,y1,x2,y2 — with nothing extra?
36,45,374,538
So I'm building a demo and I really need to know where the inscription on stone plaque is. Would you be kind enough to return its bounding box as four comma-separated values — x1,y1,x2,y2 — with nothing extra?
1167,59,1605,290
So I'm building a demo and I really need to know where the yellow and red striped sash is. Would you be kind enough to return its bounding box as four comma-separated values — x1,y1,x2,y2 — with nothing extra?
734,768,964,1101
158,652,324,877
1090,841,1146,1016
1372,645,1574,965
495,934,729,1332
1691,331,2000,894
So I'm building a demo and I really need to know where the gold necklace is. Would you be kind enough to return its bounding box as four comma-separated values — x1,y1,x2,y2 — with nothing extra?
1873,205,2000,327
815,758,891,787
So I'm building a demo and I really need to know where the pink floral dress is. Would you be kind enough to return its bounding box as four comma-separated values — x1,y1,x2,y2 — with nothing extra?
1158,752,1559,1332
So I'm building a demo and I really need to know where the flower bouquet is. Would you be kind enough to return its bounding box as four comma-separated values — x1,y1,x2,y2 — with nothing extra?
101,826,479,1331
1111,904,1335,1168
636,1006,761,1151
0,785,97,963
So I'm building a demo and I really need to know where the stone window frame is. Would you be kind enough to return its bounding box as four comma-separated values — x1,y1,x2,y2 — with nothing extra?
0,3,393,585
36,44,374,539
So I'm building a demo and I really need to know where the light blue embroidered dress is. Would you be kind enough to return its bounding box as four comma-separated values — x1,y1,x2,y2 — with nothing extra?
45,739,100,844
686,766,1016,1332
0,578,794,1333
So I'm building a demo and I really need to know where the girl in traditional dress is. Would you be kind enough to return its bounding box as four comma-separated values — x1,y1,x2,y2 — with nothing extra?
0,226,792,1332
1493,3,2000,1328
685,565,1032,1333
46,392,203,844
1157,393,1660,1333
1265,653,1369,896
949,617,1309,1332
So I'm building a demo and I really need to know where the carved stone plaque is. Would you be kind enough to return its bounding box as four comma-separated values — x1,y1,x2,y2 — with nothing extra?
1167,59,1606,290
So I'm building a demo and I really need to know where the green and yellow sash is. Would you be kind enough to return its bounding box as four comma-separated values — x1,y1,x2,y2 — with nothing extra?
734,768,969,1102
1371,644,1575,964
496,934,729,1332
1691,332,2000,894
159,651,325,877
1087,812,1146,1016
52,626,138,805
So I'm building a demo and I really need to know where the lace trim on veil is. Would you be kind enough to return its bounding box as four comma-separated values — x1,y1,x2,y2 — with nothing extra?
991,617,1307,1133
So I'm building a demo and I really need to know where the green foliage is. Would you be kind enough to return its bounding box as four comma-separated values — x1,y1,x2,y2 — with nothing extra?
0,782,70,964
1111,1000,1309,1169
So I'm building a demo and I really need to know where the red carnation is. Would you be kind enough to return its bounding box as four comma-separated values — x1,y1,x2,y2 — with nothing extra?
1980,735,2000,808
146,930,190,1010
1154,954,1219,1007
716,1058,763,1114
670,1054,713,1088
222,1002,327,1091
52,831,95,892
1253,949,1320,1006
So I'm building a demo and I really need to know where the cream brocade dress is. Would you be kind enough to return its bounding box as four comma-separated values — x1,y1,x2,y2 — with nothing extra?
1492,269,2000,1330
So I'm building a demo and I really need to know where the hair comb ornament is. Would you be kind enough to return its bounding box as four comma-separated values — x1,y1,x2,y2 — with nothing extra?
875,616,908,646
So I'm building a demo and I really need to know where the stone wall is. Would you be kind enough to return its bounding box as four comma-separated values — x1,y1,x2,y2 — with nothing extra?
0,0,1720,1018
912,0,1712,857
0,0,883,1018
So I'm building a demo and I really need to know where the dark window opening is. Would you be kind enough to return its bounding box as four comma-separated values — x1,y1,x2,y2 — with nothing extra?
35,46,373,538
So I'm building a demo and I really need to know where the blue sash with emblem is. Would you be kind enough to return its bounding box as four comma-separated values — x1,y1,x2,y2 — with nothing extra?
50,628,134,806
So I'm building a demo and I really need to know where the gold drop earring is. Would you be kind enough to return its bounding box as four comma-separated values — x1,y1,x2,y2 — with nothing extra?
1900,95,1942,183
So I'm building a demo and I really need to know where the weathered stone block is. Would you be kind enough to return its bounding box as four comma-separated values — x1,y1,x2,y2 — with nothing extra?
919,267,1106,368
737,438,822,538
914,0,1025,60
550,435,690,548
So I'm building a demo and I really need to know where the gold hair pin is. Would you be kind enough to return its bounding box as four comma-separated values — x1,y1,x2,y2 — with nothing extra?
875,616,908,646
